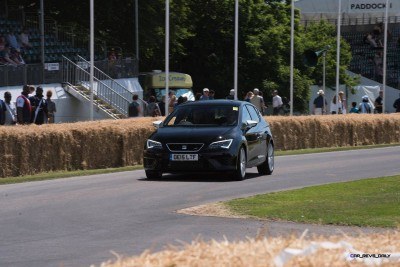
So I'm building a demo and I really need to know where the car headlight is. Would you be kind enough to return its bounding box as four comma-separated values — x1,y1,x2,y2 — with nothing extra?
147,139,162,149
209,139,233,149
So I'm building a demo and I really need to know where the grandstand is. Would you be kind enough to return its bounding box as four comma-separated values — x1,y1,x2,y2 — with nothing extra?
342,25,400,89
0,18,94,64
0,6,142,122
296,0,400,89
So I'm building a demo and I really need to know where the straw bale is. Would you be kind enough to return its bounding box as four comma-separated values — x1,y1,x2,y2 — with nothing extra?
267,114,400,150
1,114,399,178
0,118,158,177
97,231,400,267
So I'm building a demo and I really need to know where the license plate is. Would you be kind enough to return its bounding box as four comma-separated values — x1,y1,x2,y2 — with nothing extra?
170,154,198,161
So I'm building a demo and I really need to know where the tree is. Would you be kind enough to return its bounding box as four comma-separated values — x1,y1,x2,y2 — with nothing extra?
9,0,355,113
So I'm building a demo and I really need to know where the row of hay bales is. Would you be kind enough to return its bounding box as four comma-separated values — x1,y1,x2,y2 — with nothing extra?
97,231,400,267
0,114,399,178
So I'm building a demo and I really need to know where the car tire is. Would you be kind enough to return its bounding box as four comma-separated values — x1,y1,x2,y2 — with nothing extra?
257,141,274,175
145,170,162,179
233,147,247,181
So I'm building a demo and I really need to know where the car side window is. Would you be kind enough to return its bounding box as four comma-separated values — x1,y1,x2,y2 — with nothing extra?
241,105,252,124
246,105,260,122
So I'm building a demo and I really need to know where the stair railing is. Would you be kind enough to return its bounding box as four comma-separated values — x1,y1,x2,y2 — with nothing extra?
62,56,130,117
76,55,135,102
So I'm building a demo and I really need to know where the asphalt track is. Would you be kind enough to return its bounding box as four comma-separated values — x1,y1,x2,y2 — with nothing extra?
1,146,399,267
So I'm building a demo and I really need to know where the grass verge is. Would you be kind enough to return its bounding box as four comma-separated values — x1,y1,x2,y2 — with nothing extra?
275,143,400,156
0,166,143,185
225,175,400,228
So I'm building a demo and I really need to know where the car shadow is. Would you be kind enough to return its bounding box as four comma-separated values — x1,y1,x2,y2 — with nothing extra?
138,171,261,183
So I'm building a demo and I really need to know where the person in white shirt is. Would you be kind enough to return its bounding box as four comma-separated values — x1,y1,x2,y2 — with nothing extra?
330,95,342,114
339,91,347,114
3,91,16,125
272,90,283,115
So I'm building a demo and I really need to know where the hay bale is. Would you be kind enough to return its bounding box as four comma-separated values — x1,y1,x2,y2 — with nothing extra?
0,114,399,178
266,114,400,150
97,231,400,267
0,118,158,177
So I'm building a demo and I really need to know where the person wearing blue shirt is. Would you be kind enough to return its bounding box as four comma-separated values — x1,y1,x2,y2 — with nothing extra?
349,102,359,113
199,88,210,100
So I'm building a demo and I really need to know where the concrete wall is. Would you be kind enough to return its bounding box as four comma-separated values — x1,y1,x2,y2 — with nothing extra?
0,78,144,123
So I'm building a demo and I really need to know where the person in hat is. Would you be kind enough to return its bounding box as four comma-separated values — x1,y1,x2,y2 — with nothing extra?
200,88,210,100
358,95,372,114
226,89,235,100
313,89,327,115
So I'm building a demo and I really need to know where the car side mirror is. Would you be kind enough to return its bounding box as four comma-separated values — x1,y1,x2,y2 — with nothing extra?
152,120,163,129
241,120,257,130
246,120,258,128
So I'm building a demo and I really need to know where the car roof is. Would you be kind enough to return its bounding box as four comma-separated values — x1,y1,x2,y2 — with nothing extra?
180,99,244,107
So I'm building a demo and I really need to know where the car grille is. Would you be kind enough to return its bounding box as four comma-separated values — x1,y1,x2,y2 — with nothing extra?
166,143,204,152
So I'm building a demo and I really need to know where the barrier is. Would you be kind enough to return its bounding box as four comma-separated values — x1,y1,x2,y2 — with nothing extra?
0,114,399,178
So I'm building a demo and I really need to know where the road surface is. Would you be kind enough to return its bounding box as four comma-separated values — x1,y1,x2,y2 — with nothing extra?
1,147,399,267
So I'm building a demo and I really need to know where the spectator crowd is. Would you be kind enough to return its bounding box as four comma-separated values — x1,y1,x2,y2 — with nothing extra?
313,88,400,115
0,84,56,126
0,28,31,66
127,86,400,119
127,87,291,118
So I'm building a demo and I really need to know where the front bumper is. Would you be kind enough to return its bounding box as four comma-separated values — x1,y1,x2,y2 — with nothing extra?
143,149,237,173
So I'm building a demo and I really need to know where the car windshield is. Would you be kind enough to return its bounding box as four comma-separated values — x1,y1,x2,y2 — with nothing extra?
164,105,239,127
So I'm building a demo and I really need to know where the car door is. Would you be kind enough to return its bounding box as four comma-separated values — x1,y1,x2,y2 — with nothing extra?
241,105,259,166
246,105,267,165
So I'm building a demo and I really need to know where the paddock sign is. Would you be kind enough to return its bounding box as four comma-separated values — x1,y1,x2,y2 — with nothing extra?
348,0,397,13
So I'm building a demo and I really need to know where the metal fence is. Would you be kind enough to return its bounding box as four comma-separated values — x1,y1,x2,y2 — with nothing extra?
62,56,131,117
0,58,138,87
0,64,61,86
301,15,400,27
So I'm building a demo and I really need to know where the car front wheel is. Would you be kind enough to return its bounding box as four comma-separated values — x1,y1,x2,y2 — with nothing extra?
145,170,162,179
233,147,246,181
257,141,274,175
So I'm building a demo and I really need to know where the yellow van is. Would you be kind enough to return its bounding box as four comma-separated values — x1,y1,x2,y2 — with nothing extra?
144,71,195,101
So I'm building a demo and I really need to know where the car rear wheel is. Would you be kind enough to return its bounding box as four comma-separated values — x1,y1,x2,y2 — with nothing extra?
257,141,274,175
145,170,162,179
233,147,246,181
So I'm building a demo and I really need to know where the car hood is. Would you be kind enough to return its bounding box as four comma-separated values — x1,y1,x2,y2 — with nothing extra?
151,126,236,144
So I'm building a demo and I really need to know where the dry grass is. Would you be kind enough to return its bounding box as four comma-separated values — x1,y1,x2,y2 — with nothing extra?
176,202,249,219
1,114,399,178
96,231,400,267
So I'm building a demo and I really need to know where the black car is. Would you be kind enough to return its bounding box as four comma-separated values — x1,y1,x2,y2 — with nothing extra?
143,100,274,180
